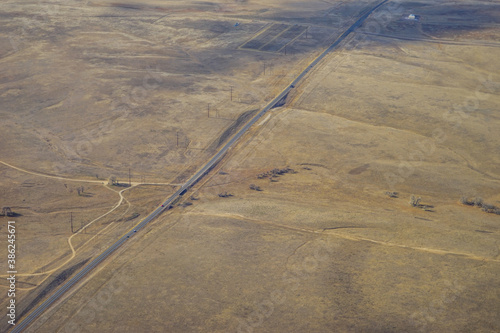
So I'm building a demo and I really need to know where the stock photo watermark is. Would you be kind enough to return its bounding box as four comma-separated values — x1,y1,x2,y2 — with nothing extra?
6,221,17,326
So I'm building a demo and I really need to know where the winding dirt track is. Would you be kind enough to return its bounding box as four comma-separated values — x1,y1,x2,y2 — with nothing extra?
186,212,500,263
0,160,144,288
0,160,180,186
0,161,105,184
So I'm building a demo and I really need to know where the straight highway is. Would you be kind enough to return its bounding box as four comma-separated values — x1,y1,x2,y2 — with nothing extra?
11,1,389,331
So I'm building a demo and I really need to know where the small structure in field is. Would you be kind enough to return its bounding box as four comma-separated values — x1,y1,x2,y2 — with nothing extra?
404,13,420,21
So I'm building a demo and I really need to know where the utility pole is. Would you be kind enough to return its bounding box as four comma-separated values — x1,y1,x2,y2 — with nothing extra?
230,86,233,101
70,212,73,233
207,103,210,118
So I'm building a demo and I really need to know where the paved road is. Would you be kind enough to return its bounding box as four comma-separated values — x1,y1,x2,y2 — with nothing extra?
11,1,388,331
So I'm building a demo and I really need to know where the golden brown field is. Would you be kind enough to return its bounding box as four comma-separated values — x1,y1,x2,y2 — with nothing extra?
1,0,499,332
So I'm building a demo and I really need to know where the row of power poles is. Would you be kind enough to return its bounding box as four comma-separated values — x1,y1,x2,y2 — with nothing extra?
206,32,309,118
66,27,313,234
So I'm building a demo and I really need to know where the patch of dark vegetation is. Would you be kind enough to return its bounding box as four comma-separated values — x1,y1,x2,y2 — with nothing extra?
179,202,193,207
209,109,257,150
409,195,421,207
249,184,263,191
460,196,482,207
409,195,434,212
272,92,289,108
108,177,130,187
113,183,131,188
385,191,398,198
1,207,18,217
18,258,90,320
257,167,296,183
218,192,233,198
257,167,296,181
461,196,500,215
